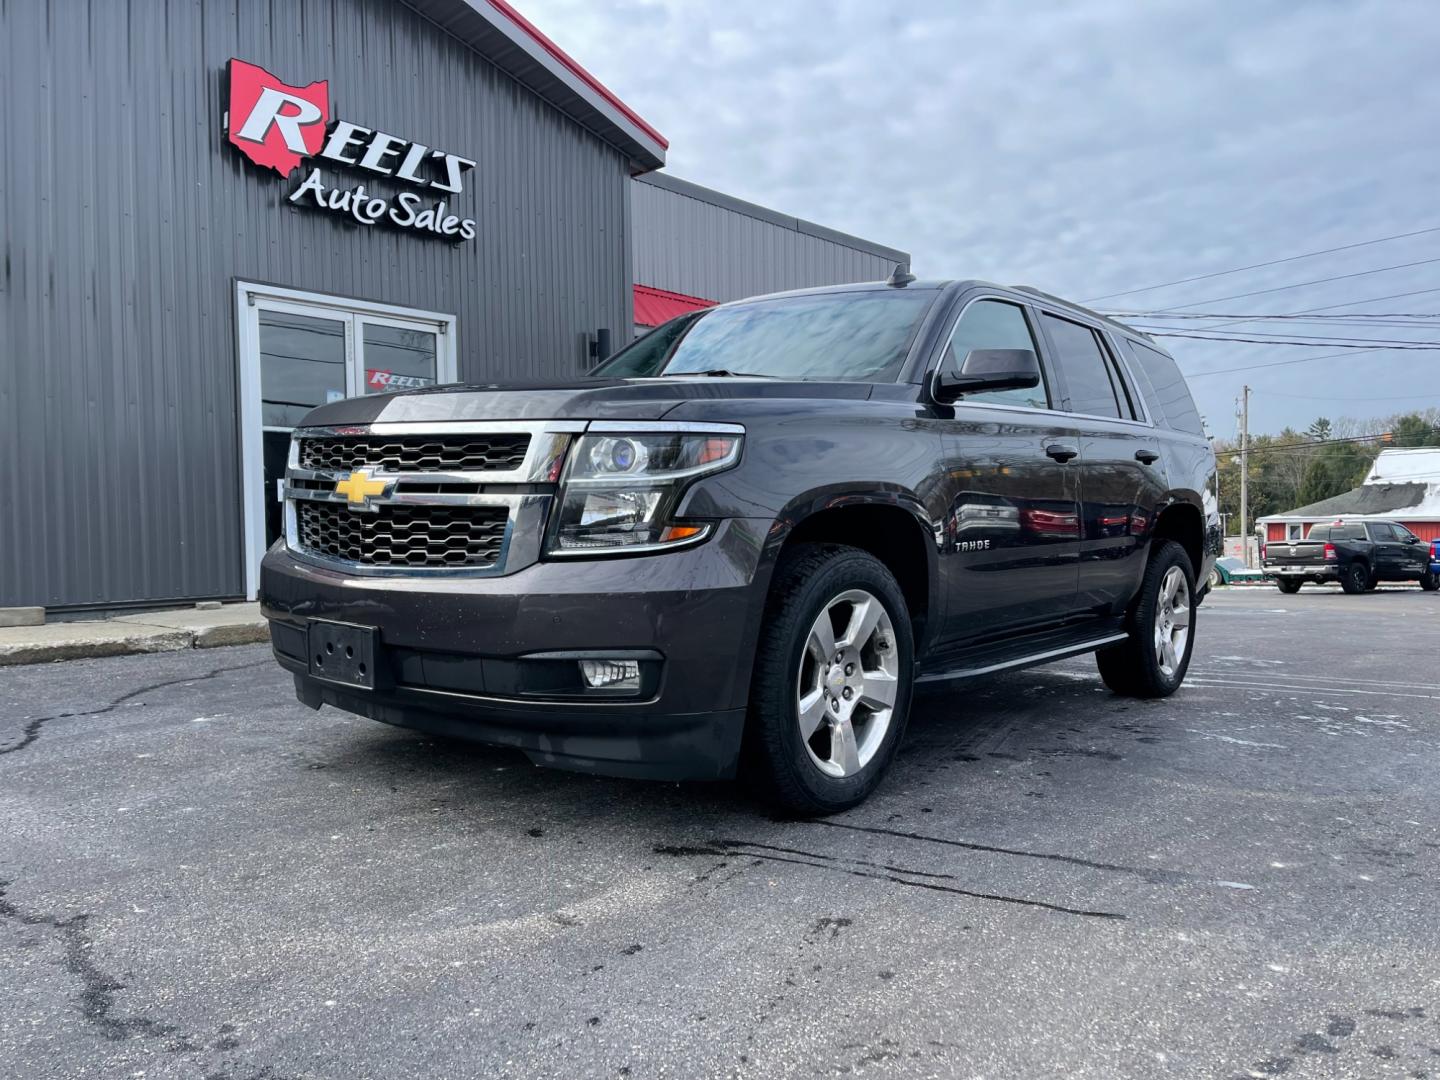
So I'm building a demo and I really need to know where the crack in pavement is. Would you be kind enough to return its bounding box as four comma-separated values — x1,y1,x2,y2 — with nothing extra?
0,880,176,1041
805,819,1193,884
654,843,1125,919
0,658,270,757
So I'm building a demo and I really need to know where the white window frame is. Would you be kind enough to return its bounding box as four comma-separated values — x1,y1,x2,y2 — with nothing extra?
1287,523,1304,540
235,282,458,599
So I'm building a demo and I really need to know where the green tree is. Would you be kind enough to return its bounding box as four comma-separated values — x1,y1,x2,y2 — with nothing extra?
1306,417,1332,441
1296,441,1373,506
1392,413,1440,447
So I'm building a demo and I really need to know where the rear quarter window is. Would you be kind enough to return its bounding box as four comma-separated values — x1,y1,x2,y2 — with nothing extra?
1121,338,1206,437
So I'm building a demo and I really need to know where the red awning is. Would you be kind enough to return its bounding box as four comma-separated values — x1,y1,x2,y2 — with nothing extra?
634,284,714,328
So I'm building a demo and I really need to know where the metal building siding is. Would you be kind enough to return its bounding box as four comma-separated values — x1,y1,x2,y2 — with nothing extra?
0,0,632,608
630,179,902,304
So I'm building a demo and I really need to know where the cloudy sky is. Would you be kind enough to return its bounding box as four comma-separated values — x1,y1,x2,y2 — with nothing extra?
519,0,1440,438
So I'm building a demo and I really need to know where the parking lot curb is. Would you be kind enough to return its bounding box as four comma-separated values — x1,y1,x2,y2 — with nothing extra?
0,604,268,666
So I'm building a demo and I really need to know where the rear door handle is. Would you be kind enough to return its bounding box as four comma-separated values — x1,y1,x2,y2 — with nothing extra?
1045,443,1079,463
1135,449,1160,465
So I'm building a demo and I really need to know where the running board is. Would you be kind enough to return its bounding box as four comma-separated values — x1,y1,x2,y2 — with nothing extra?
916,632,1129,684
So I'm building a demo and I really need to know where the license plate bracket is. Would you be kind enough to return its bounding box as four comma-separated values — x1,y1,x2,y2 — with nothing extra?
307,620,380,690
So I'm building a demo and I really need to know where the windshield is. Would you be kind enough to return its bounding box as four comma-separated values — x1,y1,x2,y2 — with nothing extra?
593,290,936,381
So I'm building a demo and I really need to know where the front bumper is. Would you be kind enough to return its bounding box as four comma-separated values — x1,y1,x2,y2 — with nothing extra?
259,519,771,780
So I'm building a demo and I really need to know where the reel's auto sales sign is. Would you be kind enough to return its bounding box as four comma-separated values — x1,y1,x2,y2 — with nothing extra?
225,59,478,241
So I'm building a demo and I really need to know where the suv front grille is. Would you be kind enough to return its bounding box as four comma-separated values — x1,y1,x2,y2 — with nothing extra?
298,434,530,473
296,501,509,569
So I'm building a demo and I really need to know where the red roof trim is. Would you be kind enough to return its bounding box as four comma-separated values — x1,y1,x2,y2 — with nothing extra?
485,0,669,150
633,283,715,327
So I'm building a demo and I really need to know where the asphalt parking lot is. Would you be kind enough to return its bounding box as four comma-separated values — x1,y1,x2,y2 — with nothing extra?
2,586,1438,1080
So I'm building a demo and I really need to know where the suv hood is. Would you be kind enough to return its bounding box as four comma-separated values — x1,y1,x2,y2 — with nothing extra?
295,377,874,427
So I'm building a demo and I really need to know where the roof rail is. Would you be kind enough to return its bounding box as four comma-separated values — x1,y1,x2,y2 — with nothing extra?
1010,285,1071,305
1010,285,1153,341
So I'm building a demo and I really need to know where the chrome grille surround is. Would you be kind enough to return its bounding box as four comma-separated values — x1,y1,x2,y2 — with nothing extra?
282,421,584,577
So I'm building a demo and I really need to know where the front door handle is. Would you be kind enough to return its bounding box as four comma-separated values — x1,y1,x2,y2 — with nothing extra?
1135,449,1160,465
1045,443,1079,463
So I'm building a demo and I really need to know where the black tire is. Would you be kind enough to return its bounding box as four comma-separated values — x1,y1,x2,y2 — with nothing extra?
1420,572,1439,592
745,543,914,816
1096,539,1196,698
1340,561,1370,594
1365,575,1379,591
1275,578,1302,594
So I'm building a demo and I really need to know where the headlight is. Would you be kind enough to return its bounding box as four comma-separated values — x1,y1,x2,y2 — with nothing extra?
546,428,742,555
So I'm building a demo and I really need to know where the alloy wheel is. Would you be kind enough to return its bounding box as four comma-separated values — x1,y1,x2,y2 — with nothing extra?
795,589,900,778
1154,566,1191,680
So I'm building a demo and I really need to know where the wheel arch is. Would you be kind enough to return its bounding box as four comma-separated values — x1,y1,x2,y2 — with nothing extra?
1151,499,1206,581
762,485,939,652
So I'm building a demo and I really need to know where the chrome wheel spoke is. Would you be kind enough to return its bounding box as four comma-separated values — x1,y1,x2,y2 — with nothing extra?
798,687,828,740
832,716,860,775
839,597,883,651
858,670,898,711
807,617,837,664
1172,603,1191,629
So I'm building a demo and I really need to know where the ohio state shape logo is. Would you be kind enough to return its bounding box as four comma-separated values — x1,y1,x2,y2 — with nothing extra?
227,59,329,176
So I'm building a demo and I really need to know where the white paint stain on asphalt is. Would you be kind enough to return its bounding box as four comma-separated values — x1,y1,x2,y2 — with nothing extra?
1185,729,1287,749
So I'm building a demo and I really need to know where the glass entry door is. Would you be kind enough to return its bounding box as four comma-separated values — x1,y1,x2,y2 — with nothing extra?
237,284,457,599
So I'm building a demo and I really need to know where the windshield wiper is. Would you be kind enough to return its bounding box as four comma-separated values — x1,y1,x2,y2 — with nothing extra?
660,368,778,378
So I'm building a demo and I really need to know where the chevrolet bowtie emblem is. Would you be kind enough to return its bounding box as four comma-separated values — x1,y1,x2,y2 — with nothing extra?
334,468,388,508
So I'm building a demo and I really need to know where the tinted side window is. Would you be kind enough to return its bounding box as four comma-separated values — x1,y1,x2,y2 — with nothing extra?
940,300,1049,409
1368,522,1399,541
1123,339,1206,436
1040,313,1120,418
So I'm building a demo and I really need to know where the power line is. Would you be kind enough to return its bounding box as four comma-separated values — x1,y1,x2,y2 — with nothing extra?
1251,388,1440,402
1080,225,1440,302
1214,426,1440,457
1128,325,1440,347
1109,286,1440,334
1144,257,1440,312
1184,348,1387,379
1138,329,1440,349
1106,310,1440,321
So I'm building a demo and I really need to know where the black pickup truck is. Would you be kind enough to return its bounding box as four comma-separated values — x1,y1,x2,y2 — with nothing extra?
260,276,1219,813
1264,520,1438,593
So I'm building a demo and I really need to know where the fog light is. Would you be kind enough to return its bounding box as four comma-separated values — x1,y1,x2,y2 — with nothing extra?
578,659,640,691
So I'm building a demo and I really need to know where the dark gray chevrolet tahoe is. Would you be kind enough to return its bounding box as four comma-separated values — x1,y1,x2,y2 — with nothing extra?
260,277,1219,813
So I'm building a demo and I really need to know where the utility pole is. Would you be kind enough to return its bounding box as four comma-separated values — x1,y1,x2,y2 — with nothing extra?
1239,385,1251,568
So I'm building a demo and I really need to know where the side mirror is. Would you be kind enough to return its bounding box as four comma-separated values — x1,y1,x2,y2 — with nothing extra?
1405,534,1419,544
934,348,1041,404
